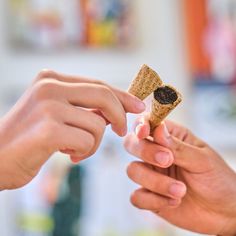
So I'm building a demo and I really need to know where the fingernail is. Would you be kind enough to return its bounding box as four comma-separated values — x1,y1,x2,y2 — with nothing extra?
155,152,170,166
135,99,146,111
169,183,186,198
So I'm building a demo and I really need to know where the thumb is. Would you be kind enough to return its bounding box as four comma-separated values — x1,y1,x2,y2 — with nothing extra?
153,122,209,173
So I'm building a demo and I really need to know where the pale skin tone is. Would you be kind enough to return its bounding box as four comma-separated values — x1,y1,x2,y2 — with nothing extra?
124,116,236,236
0,70,145,190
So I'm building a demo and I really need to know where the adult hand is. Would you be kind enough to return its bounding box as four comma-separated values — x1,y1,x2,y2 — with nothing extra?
124,117,236,236
0,70,145,190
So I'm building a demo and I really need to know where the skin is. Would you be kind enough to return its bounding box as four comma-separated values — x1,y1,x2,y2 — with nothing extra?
0,70,145,190
124,116,236,236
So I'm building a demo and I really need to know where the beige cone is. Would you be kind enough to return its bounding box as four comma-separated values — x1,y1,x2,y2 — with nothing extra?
149,86,182,133
128,64,163,100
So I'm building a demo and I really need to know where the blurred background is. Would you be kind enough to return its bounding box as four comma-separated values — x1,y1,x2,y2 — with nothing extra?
0,0,236,235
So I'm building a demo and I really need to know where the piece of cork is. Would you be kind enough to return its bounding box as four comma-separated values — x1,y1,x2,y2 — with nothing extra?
149,85,182,132
128,64,163,100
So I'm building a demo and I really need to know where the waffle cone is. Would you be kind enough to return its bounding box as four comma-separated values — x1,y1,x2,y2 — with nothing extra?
128,64,163,100
149,86,182,132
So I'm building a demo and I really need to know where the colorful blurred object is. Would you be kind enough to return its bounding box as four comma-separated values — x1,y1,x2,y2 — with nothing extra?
7,0,134,50
81,0,134,47
184,0,236,84
204,0,236,83
18,213,54,234
52,165,83,236
183,0,236,149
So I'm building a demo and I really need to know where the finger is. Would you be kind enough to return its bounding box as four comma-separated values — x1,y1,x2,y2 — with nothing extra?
35,70,146,114
127,162,186,199
59,82,127,136
60,106,106,161
130,188,181,211
70,155,85,164
30,123,95,166
132,114,205,147
153,123,210,172
124,133,174,168
130,116,209,172
90,109,110,124
60,149,88,163
64,106,106,150
57,125,95,158
133,115,150,139
60,149,75,155
164,120,206,146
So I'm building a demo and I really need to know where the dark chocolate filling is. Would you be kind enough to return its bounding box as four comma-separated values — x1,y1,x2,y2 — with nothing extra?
154,86,178,105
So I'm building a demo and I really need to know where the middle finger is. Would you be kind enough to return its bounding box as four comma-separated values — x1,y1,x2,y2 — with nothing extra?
127,161,186,199
59,82,127,136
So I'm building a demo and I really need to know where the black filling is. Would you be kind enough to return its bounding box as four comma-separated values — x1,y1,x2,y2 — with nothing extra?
154,86,178,105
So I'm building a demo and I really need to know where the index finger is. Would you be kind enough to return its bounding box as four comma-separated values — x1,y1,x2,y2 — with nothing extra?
133,115,205,147
153,122,211,173
132,117,210,172
35,70,146,114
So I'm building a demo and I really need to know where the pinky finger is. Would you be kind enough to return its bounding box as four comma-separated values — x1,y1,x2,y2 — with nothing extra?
131,188,181,212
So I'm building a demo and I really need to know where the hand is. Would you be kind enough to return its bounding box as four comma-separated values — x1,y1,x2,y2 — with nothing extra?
0,70,145,190
124,116,236,236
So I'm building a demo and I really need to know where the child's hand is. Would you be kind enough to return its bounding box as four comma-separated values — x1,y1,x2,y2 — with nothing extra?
124,116,236,236
0,70,145,190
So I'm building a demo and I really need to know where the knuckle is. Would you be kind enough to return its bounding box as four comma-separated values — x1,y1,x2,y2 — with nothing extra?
95,79,107,86
97,85,125,125
98,85,114,100
33,80,58,100
86,113,106,139
36,69,57,81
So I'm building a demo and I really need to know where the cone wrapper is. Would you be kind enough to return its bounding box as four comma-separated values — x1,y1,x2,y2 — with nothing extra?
128,64,163,100
149,85,182,132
